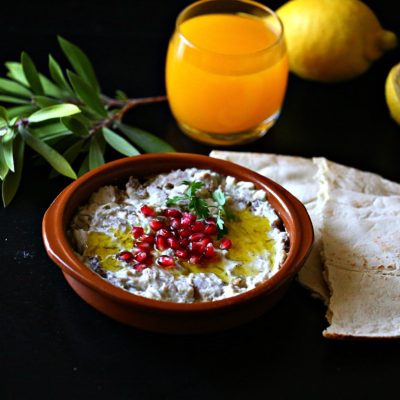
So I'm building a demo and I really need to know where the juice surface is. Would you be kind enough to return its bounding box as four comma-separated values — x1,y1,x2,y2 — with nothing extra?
180,14,278,55
166,13,288,134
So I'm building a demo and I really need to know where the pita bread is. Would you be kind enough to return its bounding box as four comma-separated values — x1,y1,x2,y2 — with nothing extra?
211,150,400,339
209,150,330,302
314,157,400,197
321,189,400,338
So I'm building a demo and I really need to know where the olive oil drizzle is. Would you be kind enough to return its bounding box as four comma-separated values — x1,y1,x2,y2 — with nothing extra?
84,209,278,282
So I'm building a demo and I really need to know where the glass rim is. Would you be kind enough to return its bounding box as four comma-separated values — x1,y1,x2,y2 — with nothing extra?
175,0,285,57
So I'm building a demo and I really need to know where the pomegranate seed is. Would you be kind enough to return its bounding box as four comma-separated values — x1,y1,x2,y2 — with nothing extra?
157,228,172,238
183,212,196,221
191,221,205,233
135,263,148,272
179,238,189,248
189,254,203,265
141,205,156,217
178,228,191,238
135,242,151,251
156,235,168,251
167,236,180,250
204,224,217,235
175,249,189,259
189,233,205,242
149,219,164,231
141,234,155,244
132,226,144,239
157,256,175,267
204,243,215,258
180,216,192,227
118,251,134,263
189,241,206,254
199,237,211,246
135,251,148,262
220,238,232,250
170,218,181,230
163,209,182,218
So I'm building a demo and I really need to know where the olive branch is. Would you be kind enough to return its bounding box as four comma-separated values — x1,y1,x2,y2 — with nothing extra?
0,36,173,206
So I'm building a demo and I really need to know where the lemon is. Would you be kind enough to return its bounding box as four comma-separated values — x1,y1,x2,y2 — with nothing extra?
385,63,400,125
276,0,397,82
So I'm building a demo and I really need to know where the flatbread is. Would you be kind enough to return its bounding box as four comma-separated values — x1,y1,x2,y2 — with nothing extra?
314,157,400,197
210,150,330,302
321,189,400,338
211,150,400,339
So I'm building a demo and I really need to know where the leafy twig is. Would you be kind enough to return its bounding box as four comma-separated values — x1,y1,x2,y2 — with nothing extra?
0,36,173,206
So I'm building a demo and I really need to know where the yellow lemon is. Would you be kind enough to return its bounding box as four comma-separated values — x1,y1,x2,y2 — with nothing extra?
385,63,400,125
276,0,397,82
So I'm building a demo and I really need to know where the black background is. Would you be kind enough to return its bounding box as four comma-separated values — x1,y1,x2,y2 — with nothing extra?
1,0,400,398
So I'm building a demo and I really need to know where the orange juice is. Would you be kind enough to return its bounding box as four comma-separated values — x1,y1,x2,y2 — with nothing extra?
166,8,288,144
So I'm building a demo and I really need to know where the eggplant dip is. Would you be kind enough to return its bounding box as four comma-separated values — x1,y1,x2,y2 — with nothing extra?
69,168,288,303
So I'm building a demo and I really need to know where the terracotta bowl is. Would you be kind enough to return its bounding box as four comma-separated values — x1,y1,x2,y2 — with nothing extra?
42,153,313,334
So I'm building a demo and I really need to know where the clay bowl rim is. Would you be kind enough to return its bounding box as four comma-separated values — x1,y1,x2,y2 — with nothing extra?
42,153,313,313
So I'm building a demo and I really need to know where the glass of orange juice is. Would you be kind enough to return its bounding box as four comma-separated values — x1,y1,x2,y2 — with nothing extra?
166,0,288,146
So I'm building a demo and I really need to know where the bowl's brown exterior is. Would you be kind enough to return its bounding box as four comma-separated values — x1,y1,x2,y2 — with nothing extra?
42,153,313,334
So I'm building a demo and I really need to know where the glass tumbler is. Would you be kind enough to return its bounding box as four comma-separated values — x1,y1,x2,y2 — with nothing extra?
166,0,288,145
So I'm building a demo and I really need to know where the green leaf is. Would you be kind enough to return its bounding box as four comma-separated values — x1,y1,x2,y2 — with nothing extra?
19,126,76,179
31,121,69,137
0,144,9,180
78,154,89,177
21,52,45,95
117,123,175,153
7,105,37,119
3,128,14,142
212,189,226,206
48,54,73,94
2,135,24,206
40,75,66,98
49,139,83,179
0,95,30,105
28,103,81,123
3,143,14,172
0,106,8,122
5,62,29,86
166,195,186,207
6,62,64,98
63,139,84,163
40,131,73,142
89,136,104,170
67,71,106,117
0,78,31,98
115,90,128,101
102,127,140,156
32,96,60,108
61,116,89,137
58,36,100,92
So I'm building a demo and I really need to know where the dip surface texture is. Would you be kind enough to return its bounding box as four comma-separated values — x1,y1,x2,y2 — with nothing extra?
70,168,288,303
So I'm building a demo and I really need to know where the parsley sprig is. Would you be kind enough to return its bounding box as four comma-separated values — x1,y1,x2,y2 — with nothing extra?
167,180,238,236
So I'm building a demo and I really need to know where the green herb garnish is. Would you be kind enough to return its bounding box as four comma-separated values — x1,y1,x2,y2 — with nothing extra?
167,180,238,236
167,180,210,219
0,36,173,206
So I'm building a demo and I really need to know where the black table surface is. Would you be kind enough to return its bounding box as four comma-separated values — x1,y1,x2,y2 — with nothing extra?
1,0,400,398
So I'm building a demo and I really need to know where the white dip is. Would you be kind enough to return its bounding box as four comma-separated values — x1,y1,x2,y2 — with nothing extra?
70,168,288,303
